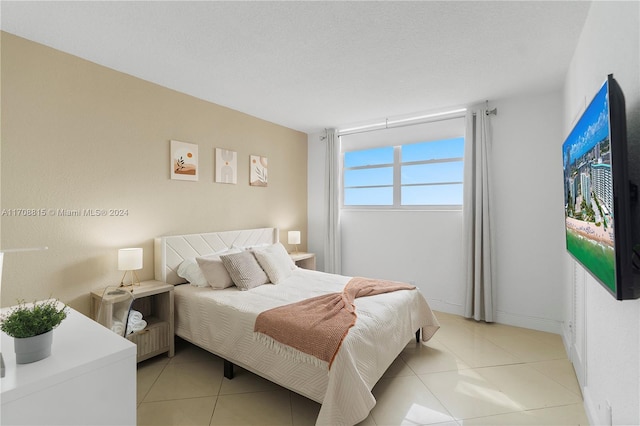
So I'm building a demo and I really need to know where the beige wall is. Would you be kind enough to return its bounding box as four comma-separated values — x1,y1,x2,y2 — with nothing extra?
1,32,308,314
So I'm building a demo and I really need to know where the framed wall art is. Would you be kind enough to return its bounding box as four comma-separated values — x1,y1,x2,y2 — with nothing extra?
170,140,198,181
250,155,268,187
215,148,237,184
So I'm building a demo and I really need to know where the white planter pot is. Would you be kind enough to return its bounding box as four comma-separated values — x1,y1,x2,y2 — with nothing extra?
14,329,53,364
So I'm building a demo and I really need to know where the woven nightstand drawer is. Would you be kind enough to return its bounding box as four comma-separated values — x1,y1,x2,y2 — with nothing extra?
127,319,169,361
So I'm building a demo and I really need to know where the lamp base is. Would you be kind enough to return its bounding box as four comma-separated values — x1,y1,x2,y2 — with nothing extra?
119,270,141,288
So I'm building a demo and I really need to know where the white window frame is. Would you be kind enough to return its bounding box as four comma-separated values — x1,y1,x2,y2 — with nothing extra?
342,141,464,210
339,110,466,211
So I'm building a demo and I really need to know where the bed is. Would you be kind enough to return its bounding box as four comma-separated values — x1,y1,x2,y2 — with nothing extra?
154,227,440,425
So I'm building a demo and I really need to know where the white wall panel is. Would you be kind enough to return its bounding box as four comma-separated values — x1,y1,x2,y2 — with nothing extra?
562,2,640,425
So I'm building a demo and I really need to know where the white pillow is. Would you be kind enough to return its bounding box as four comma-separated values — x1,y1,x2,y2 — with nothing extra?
176,258,209,287
253,243,296,284
220,250,270,291
196,248,241,289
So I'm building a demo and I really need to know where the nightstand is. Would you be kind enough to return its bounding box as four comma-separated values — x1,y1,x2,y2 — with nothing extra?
91,280,174,362
290,252,316,270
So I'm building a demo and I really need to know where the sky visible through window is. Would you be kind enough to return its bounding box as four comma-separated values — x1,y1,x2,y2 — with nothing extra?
344,146,394,168
344,137,465,206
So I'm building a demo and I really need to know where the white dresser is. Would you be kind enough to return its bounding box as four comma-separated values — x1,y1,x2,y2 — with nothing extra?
1,305,137,425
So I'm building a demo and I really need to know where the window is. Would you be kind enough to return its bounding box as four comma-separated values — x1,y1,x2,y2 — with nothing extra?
343,137,464,208
344,146,394,206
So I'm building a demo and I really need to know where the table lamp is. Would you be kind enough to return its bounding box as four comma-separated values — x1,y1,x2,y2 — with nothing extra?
288,231,301,254
118,248,143,287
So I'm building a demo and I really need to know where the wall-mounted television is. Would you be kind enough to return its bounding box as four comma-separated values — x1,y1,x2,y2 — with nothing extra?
562,74,640,300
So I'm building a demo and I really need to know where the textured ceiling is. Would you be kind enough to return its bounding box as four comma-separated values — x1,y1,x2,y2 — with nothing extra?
1,1,591,134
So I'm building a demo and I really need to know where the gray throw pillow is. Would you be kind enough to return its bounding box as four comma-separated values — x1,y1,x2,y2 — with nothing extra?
220,250,270,291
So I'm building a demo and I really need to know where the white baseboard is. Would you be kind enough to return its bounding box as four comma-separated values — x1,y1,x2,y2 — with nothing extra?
561,325,572,355
570,341,587,389
582,387,603,426
428,305,564,334
428,299,464,316
494,310,563,334
562,319,594,424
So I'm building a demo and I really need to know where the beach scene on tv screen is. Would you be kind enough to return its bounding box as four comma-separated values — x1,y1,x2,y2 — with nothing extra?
563,81,616,293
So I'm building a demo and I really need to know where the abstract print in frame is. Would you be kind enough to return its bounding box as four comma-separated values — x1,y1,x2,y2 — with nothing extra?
250,155,268,187
171,140,198,181
215,148,237,184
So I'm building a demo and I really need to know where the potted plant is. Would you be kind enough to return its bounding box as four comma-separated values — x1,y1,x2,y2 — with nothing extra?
0,299,68,364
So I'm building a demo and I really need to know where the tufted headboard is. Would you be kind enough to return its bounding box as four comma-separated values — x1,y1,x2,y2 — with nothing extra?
154,227,279,285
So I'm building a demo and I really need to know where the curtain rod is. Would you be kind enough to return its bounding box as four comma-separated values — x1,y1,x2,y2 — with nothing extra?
473,108,497,116
329,104,496,139
338,109,467,137
481,99,497,116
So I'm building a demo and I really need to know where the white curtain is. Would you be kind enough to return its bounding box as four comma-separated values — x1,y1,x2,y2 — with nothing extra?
463,109,494,322
324,129,342,274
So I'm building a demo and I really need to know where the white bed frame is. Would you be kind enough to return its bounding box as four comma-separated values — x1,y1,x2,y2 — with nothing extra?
154,227,282,378
154,227,433,425
154,227,279,285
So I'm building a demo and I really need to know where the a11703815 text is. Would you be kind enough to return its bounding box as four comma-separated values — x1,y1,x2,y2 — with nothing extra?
1,208,129,217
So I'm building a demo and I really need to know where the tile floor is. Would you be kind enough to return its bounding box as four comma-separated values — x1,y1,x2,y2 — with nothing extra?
137,311,589,425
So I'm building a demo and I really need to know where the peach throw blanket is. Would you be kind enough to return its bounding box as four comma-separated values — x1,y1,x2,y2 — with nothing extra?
254,277,416,368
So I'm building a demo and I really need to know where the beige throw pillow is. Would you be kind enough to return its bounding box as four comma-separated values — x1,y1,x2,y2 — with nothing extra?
220,250,270,291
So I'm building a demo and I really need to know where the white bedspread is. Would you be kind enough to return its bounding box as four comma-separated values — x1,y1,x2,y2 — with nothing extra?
174,268,439,425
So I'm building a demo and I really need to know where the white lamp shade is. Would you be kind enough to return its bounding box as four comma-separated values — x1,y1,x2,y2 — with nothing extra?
288,231,301,245
118,248,143,271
